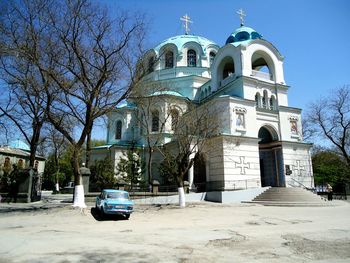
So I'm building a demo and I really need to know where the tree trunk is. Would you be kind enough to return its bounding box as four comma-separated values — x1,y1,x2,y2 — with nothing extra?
147,146,153,187
29,122,42,168
71,147,86,208
85,130,91,168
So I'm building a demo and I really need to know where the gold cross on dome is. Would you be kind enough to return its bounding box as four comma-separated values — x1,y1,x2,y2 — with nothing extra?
180,14,193,35
237,8,246,26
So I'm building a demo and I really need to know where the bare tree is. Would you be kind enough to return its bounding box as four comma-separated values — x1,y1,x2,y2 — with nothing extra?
0,0,54,167
42,0,147,207
45,126,68,191
1,0,147,207
130,84,174,186
158,101,219,207
306,85,350,168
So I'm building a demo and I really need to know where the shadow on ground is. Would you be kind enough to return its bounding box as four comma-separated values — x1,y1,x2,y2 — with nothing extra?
90,207,129,221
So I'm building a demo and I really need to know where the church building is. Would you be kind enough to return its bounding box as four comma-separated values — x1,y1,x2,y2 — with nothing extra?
92,12,314,191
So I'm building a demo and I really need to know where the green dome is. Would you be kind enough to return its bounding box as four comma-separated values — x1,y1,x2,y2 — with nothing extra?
154,34,218,53
226,26,262,44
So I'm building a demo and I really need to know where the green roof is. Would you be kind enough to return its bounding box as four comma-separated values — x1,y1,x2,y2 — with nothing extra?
150,90,184,97
154,34,219,53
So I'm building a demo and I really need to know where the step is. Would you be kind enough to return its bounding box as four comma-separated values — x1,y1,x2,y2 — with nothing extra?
250,187,330,207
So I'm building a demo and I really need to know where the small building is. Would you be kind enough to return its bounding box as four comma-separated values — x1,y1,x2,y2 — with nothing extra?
0,140,45,202
0,140,45,174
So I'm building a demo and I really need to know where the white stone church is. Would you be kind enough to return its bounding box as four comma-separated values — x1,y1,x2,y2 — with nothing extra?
92,14,314,191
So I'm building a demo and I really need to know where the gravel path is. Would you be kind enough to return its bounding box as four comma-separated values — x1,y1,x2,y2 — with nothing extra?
0,201,349,262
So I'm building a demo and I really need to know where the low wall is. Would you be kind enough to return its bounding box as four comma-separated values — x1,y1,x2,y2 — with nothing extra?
134,188,269,205
205,187,269,203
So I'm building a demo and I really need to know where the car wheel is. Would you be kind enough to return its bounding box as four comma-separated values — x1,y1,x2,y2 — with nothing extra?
124,214,130,220
100,207,105,217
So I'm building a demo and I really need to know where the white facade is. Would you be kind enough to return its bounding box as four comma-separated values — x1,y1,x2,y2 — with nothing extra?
92,23,313,190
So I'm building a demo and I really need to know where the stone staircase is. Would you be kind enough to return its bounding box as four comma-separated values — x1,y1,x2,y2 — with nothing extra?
247,187,332,206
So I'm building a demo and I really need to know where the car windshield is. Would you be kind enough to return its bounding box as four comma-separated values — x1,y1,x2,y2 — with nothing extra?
106,192,129,199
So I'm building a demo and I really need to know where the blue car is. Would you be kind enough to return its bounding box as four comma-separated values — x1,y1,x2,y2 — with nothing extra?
95,189,134,219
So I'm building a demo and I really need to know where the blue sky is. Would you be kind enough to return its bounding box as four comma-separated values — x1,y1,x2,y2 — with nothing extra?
108,0,349,111
89,0,350,141
3,0,350,144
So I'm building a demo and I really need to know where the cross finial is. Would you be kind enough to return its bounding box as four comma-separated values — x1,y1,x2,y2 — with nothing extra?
180,14,193,35
236,8,246,26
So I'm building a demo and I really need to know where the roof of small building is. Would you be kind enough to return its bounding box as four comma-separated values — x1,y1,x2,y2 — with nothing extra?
8,139,30,151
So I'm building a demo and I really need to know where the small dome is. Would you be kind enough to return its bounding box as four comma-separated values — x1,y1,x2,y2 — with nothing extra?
150,90,184,98
116,100,136,109
9,139,30,151
154,34,218,53
226,26,262,44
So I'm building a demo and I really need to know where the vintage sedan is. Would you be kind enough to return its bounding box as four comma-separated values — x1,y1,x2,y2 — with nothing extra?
95,189,134,219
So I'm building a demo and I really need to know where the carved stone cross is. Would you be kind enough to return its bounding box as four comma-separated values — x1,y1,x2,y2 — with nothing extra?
235,156,250,175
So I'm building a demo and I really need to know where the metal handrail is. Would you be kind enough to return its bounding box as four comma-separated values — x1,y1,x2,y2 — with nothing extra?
288,177,315,192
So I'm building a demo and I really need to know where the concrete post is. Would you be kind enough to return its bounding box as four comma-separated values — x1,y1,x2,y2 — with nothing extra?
184,181,190,194
152,180,160,194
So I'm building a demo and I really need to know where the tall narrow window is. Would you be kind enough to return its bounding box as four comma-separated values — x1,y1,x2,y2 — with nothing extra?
209,52,216,66
152,110,159,132
255,93,261,108
187,49,196,67
165,51,174,68
148,56,154,73
115,120,122,139
262,91,268,109
170,109,179,130
17,159,24,169
34,160,39,170
269,96,276,110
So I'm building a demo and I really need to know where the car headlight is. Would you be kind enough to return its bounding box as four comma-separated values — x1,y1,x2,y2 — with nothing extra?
127,206,133,210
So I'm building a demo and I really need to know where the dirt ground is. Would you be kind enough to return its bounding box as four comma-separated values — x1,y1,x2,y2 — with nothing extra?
0,201,350,263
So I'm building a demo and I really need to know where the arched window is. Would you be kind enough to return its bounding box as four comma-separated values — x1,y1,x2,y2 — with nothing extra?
269,96,276,110
223,60,235,79
251,52,274,81
151,110,159,132
17,159,24,169
115,120,122,139
262,91,268,109
170,109,179,130
165,51,174,68
34,160,39,170
187,49,196,67
209,52,216,66
255,93,261,108
148,56,155,73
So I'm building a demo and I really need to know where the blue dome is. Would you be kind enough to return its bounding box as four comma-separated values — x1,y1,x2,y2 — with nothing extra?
9,139,30,151
226,26,262,44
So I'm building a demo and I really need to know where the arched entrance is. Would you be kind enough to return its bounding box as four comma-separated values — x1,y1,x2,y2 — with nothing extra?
194,153,207,192
258,126,285,187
